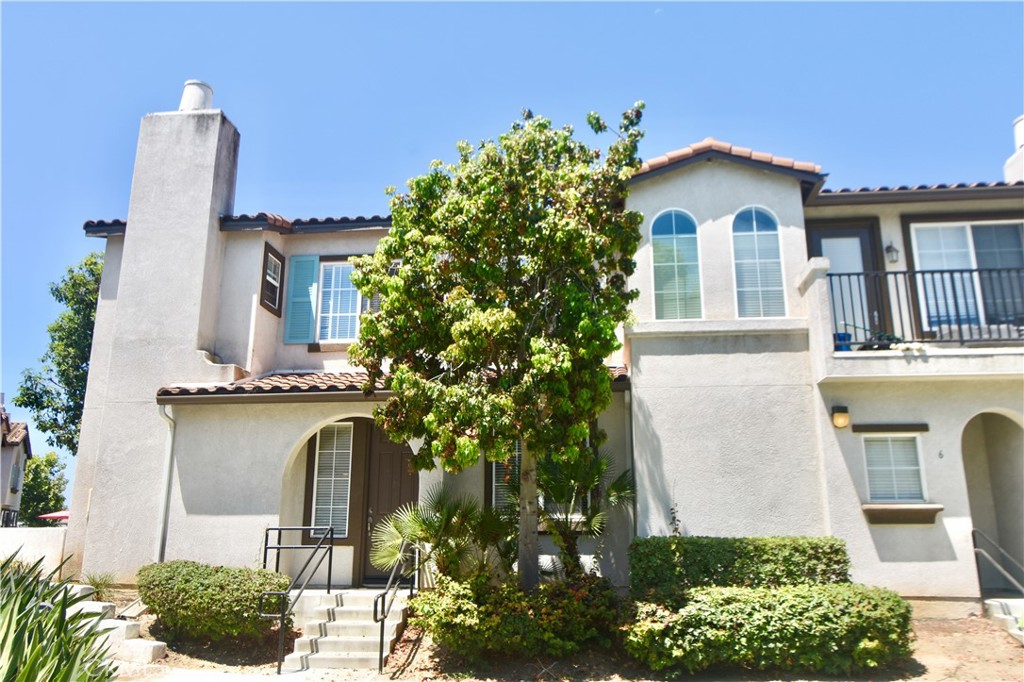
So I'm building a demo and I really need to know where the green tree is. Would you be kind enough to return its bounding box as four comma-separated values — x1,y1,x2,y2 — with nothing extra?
351,104,644,587
19,452,67,527
15,253,102,455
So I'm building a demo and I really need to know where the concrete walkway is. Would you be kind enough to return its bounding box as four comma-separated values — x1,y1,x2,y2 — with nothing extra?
115,662,380,681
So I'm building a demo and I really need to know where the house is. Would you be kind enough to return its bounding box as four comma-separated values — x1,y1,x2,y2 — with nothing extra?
65,81,1023,603
1,396,33,527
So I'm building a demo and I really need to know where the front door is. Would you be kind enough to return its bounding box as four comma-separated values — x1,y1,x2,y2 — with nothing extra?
362,427,419,584
807,220,886,343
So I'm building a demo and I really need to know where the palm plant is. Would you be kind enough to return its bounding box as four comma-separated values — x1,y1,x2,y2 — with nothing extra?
535,451,635,577
0,552,116,682
370,484,510,581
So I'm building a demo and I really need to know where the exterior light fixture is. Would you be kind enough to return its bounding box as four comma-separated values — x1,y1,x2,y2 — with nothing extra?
832,406,850,429
885,242,900,264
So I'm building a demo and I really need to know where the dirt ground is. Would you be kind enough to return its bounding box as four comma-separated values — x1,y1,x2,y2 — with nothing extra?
114,615,1023,681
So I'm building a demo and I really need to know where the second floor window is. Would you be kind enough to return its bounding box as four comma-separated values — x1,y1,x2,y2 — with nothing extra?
318,262,360,342
652,210,701,319
733,206,785,318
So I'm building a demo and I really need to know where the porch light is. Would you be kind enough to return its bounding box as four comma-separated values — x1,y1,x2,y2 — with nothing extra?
884,242,900,264
832,406,850,429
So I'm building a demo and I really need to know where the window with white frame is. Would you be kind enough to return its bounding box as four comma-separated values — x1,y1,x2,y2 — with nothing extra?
863,436,925,502
310,423,353,537
318,262,361,342
652,210,701,319
733,207,785,318
490,441,593,517
259,243,285,316
911,220,1024,327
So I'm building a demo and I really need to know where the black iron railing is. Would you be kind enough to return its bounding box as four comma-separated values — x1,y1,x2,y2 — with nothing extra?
972,529,1024,596
827,268,1024,348
373,539,419,673
0,509,18,527
258,526,335,675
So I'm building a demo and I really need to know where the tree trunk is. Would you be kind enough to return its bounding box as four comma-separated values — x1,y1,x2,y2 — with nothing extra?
518,442,539,589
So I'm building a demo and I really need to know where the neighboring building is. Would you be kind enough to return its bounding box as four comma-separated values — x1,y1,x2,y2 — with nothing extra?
1,397,33,527
65,82,1023,600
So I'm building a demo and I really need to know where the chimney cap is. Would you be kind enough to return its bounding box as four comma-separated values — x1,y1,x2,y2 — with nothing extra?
179,80,214,111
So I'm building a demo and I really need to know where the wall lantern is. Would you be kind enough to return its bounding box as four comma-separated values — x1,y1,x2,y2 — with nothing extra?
831,406,850,429
884,242,900,264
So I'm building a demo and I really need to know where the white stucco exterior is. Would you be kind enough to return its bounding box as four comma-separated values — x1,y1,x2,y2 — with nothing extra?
67,89,1024,600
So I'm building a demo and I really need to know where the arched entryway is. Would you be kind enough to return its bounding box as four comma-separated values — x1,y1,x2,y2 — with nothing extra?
279,416,419,587
961,412,1024,594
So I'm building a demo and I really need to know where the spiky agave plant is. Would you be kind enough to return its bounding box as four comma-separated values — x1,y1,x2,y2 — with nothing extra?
0,552,117,682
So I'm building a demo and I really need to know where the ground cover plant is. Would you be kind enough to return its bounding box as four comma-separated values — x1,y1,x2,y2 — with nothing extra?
136,560,290,642
0,552,116,682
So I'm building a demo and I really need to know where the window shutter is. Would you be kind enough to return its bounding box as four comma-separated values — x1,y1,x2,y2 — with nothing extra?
284,255,318,344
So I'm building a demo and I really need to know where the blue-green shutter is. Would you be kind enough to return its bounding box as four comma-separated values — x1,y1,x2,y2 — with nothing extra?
284,255,318,344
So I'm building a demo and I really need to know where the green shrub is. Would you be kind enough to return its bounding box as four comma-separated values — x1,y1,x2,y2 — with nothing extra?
624,584,913,675
629,536,850,601
83,572,116,603
411,573,622,660
1,552,116,682
136,560,291,642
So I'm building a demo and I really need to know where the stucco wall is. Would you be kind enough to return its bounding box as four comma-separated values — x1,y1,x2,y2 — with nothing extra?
630,330,825,539
0,527,67,574
819,379,1023,597
628,160,810,325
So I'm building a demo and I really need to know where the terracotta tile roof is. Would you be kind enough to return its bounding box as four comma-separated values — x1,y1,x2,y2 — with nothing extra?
0,408,31,453
157,367,630,400
817,179,1024,195
637,137,823,177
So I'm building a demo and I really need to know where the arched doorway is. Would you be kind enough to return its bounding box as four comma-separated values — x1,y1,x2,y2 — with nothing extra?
961,412,1024,594
279,416,419,586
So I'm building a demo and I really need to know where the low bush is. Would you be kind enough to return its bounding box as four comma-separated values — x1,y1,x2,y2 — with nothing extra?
1,552,117,682
624,583,913,675
629,536,850,602
411,573,622,660
136,560,291,642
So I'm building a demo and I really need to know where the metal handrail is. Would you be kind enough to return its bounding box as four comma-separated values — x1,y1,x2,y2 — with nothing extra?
258,526,335,675
975,548,1024,595
372,540,419,673
972,529,1024,577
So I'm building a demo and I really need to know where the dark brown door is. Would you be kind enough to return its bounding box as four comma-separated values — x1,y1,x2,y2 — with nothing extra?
807,219,888,341
362,426,419,583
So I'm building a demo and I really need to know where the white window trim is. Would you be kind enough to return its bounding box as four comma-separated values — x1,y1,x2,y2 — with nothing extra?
310,423,354,539
315,261,363,343
861,433,928,504
729,205,788,319
491,442,593,521
649,208,705,321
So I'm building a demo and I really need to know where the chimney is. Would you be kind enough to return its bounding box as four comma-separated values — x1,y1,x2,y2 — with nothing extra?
178,79,214,111
1004,115,1024,183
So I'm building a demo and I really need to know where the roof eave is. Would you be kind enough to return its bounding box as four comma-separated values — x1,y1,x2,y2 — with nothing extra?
807,184,1024,206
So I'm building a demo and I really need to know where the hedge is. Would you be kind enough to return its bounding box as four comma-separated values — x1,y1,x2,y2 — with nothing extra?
410,574,622,660
629,536,850,602
137,560,291,642
624,584,913,675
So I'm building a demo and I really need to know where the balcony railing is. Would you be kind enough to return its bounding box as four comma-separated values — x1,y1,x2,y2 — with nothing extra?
827,268,1024,348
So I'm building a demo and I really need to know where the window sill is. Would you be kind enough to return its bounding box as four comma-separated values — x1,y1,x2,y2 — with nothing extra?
861,503,944,525
308,342,353,353
627,318,808,338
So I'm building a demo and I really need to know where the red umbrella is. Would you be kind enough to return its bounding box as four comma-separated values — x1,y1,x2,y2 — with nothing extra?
37,510,70,521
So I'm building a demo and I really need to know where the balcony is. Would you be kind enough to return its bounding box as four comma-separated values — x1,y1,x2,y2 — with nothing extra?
826,268,1024,349
799,259,1024,383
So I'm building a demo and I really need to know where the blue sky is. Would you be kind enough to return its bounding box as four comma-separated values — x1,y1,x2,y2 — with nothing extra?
2,1,1023,494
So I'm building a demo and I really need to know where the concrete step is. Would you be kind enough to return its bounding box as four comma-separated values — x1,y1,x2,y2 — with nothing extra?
113,638,167,664
96,619,141,648
282,651,381,671
984,599,1024,645
294,635,384,654
67,600,115,619
304,620,398,638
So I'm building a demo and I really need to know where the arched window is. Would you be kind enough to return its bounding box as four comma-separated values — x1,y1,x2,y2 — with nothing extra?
652,210,701,319
733,207,784,317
